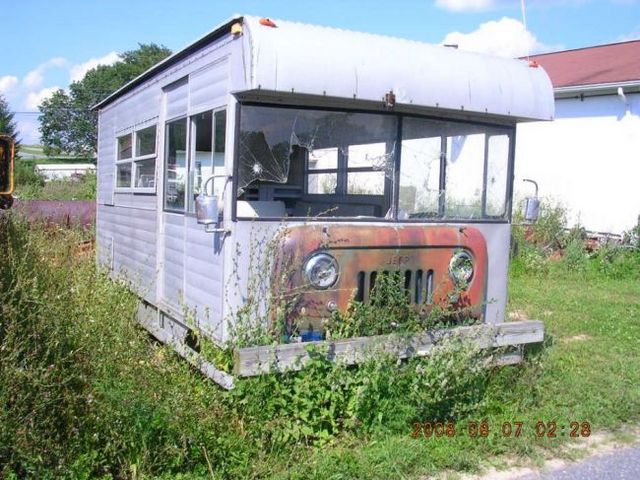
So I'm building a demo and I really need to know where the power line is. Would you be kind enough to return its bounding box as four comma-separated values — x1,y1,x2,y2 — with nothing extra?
11,109,95,115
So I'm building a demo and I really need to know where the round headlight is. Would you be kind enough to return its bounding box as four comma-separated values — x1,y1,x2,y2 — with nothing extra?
304,253,339,289
449,251,474,286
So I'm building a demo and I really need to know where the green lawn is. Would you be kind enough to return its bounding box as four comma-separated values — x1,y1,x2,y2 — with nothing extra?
18,144,95,164
275,271,640,479
1,217,638,479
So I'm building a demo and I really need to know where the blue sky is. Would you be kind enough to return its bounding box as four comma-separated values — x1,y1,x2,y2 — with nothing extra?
3,0,639,144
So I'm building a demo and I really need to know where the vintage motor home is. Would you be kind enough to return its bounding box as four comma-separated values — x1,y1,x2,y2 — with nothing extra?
94,16,553,388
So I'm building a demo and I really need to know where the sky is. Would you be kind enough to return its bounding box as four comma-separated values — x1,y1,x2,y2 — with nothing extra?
2,0,640,145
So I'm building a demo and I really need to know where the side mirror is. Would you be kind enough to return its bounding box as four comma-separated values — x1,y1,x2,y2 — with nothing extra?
0,135,15,195
523,197,540,223
522,178,540,224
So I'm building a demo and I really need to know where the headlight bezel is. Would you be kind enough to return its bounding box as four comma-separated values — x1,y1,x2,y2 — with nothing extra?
303,252,340,289
448,250,474,287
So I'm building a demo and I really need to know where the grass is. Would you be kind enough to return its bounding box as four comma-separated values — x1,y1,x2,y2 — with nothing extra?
0,214,638,479
11,159,96,201
270,268,640,479
18,144,95,163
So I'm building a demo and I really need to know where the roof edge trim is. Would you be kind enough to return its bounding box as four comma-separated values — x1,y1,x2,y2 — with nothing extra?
554,80,640,97
91,15,243,111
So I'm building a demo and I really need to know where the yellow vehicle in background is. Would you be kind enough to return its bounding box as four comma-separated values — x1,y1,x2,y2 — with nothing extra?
0,135,15,210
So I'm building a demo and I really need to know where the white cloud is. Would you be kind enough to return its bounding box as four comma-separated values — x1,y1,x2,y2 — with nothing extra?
436,0,496,11
442,17,558,58
436,0,639,12
24,86,60,110
0,75,18,94
22,57,67,88
69,51,119,83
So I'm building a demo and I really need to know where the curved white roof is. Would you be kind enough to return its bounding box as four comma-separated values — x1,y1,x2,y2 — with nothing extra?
95,15,554,121
241,16,554,121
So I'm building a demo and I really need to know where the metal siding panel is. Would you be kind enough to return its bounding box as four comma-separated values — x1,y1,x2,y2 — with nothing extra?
97,109,116,205
165,78,188,119
97,205,158,303
189,59,229,112
113,193,157,209
97,36,239,344
184,220,224,339
161,213,185,312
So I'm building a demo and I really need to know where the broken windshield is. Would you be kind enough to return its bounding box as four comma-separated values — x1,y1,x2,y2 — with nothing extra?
238,105,397,218
236,104,513,221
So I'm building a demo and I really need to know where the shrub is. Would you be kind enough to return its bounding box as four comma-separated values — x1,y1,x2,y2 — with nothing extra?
14,171,96,201
590,242,640,280
13,159,45,188
232,335,493,447
562,237,588,273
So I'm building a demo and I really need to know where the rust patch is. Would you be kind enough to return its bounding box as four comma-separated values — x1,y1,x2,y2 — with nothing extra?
272,224,488,334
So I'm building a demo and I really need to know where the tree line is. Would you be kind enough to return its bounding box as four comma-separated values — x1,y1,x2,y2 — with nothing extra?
0,43,171,158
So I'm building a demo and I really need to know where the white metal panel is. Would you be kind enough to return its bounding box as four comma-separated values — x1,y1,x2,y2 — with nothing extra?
97,108,116,205
189,59,229,112
97,204,157,303
165,78,189,120
162,213,185,311
242,16,554,121
115,87,161,132
183,217,225,339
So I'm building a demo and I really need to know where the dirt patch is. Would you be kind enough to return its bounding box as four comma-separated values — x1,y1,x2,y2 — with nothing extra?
435,424,640,480
560,334,593,343
508,310,528,321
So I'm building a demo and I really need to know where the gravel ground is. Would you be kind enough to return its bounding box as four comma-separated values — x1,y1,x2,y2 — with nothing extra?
519,444,640,480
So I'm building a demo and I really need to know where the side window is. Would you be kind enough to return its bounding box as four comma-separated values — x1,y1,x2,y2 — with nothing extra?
134,125,157,188
484,135,510,217
164,109,226,213
187,109,226,212
164,118,188,211
444,133,486,219
399,117,442,218
115,126,157,191
116,133,132,188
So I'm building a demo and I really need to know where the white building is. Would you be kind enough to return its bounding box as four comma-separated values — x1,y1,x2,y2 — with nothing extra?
515,41,640,235
35,163,96,181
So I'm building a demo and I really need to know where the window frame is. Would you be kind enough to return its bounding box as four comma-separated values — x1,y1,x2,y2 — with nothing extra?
114,124,158,194
163,116,189,213
162,107,227,215
232,102,516,224
304,145,390,197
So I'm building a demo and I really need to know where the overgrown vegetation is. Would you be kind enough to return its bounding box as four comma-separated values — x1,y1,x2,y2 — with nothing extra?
1,207,638,478
11,159,96,201
511,200,640,280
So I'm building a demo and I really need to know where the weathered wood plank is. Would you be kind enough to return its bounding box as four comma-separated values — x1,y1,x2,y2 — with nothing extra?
234,320,544,377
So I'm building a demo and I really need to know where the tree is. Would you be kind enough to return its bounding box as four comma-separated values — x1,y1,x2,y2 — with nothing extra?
39,43,171,157
0,94,20,155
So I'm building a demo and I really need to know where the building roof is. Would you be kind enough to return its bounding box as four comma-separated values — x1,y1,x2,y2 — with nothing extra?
529,40,640,89
95,15,554,121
